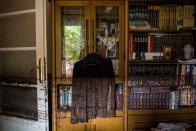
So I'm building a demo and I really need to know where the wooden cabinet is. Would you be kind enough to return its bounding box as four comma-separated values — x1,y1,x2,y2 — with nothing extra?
56,112,123,131
128,109,196,130
57,117,90,131
92,117,123,131
52,1,124,131
52,0,196,131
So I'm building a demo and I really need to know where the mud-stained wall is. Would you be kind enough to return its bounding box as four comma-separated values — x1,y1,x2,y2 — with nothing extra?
0,85,38,119
0,84,49,131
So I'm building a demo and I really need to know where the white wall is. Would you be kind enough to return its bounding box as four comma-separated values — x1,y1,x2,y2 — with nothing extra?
47,0,52,75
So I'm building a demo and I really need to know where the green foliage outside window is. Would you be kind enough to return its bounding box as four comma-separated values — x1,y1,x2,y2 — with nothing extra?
64,26,84,63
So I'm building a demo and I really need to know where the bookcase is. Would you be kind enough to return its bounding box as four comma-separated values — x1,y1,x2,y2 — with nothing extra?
127,0,196,130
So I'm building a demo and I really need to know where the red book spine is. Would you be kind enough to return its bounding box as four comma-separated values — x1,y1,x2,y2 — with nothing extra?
147,33,153,52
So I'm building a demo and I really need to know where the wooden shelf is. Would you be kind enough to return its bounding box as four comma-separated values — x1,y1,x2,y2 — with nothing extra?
129,29,194,33
129,0,196,5
128,108,196,115
129,60,178,64
0,9,35,17
57,110,124,118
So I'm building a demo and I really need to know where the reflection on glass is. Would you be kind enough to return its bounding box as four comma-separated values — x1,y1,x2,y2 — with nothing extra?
96,6,119,75
61,7,85,78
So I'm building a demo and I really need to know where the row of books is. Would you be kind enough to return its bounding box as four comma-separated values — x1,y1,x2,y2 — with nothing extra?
129,32,193,60
179,5,195,29
152,34,193,60
128,86,171,109
129,3,195,30
128,92,170,109
128,77,177,87
129,4,160,30
133,32,148,43
132,32,148,60
152,33,193,54
127,86,196,109
179,86,195,106
128,77,176,87
128,64,177,76
159,5,177,30
116,86,196,110
177,64,196,85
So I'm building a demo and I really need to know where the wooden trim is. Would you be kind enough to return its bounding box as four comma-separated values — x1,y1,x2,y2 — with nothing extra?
128,109,196,115
85,7,90,55
36,0,45,82
129,0,196,4
54,4,62,80
0,47,36,51
124,0,129,131
89,2,94,53
56,110,124,118
119,1,125,80
52,0,57,131
91,1,125,5
0,9,35,17
56,1,89,6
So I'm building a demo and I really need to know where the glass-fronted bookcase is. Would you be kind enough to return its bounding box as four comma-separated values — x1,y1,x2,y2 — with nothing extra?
126,0,196,130
52,0,196,131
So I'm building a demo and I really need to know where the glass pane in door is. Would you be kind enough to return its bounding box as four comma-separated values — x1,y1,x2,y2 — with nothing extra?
96,6,119,75
61,7,85,78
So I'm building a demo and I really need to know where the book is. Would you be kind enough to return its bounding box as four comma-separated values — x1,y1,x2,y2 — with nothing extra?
179,86,194,106
151,86,170,93
169,91,179,109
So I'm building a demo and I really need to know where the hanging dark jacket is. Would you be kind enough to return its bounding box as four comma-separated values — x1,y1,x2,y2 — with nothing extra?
71,53,115,124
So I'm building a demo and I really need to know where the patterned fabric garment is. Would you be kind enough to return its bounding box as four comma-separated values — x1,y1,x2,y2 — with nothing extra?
71,53,115,124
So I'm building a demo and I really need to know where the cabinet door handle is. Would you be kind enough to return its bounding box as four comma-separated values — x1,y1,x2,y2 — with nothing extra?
84,123,87,131
91,19,95,52
93,122,96,131
86,19,89,54
30,58,42,83
86,19,89,41
38,58,42,83
43,57,46,81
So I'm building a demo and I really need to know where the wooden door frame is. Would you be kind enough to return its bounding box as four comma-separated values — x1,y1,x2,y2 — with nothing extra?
52,1,90,131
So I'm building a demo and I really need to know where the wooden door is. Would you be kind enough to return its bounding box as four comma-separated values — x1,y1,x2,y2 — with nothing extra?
52,1,91,131
92,117,123,131
0,0,49,131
